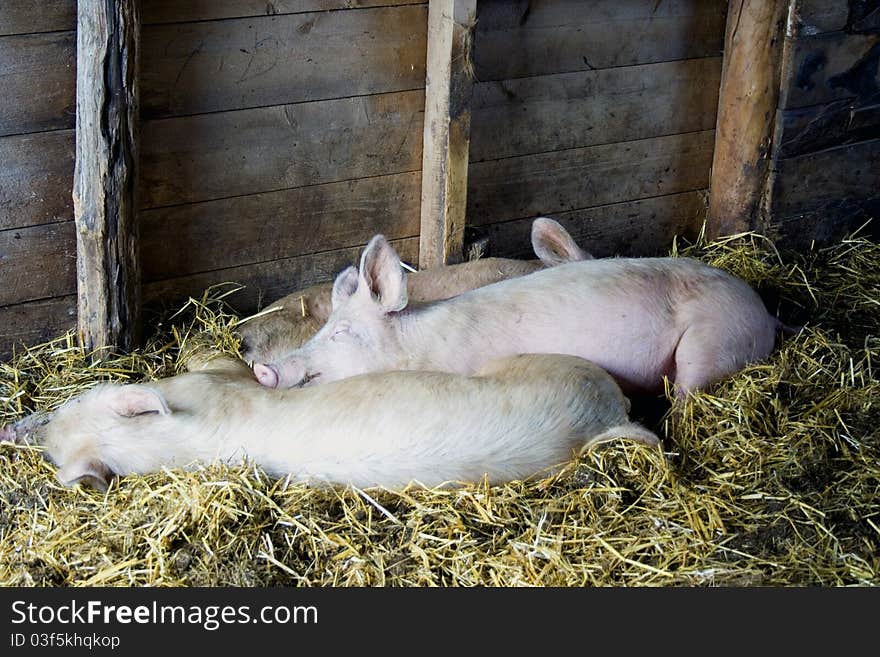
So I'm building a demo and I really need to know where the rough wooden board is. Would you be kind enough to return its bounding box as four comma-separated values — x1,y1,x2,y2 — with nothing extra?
768,197,880,248
707,0,788,238
140,5,427,119
779,30,880,110
474,191,708,261
466,130,716,227
774,97,880,158
139,89,425,209
766,137,880,217
73,0,141,352
0,222,76,306
0,295,77,361
140,171,421,280
0,31,76,136
789,0,849,36
418,0,476,269
0,1,76,37
141,0,425,24
0,130,74,231
470,57,721,162
473,0,726,81
144,237,420,315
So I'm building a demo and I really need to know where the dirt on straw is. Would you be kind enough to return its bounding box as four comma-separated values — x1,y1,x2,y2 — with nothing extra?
1,229,878,586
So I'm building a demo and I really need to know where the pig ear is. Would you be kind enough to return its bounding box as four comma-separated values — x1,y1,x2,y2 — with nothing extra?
331,266,360,310
107,385,170,418
531,217,592,266
57,454,114,492
358,234,408,312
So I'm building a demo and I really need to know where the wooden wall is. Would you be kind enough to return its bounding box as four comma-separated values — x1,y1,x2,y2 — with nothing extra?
0,1,741,358
0,2,78,356
765,0,880,243
465,0,727,259
0,0,428,358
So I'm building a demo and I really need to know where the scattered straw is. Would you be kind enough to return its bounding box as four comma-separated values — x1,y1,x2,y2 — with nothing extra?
1,232,877,586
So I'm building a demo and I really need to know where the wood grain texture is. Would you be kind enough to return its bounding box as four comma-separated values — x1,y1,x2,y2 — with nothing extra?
467,130,716,227
140,5,427,119
470,57,722,162
0,130,74,231
774,97,880,158
141,0,425,25
475,191,708,261
73,0,141,352
766,137,880,217
419,0,476,269
0,31,76,136
144,237,420,315
0,222,76,305
779,30,880,110
707,0,788,237
474,0,727,81
140,171,421,280
0,295,77,361
139,89,425,209
0,1,76,37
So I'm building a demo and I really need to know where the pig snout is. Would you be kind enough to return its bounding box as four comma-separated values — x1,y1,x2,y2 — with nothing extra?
253,362,280,388
0,424,16,443
253,359,310,388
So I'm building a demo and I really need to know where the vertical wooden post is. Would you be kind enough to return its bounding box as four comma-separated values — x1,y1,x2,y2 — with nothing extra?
707,0,789,238
73,0,141,352
419,0,477,269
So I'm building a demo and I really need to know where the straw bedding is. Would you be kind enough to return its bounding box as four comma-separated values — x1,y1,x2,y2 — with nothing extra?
1,229,877,586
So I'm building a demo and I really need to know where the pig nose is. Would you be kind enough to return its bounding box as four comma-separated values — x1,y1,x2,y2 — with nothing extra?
253,363,279,388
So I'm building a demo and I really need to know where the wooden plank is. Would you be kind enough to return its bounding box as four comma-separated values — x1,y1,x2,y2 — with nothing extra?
768,198,880,248
789,0,849,36
419,0,476,269
140,171,421,280
0,130,74,231
140,5,427,119
139,89,425,209
0,296,77,362
473,0,727,81
143,237,420,315
73,0,141,352
779,31,880,109
707,0,789,238
774,97,880,158
0,222,76,306
766,137,880,217
0,1,76,37
476,191,708,261
466,130,716,227
0,31,76,136
141,1,425,25
470,57,721,162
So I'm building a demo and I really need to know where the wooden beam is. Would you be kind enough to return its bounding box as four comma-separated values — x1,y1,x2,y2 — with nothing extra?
72,0,141,352
707,0,789,238
419,0,477,269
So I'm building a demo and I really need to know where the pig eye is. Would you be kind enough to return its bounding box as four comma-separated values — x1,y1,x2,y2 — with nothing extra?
331,323,352,340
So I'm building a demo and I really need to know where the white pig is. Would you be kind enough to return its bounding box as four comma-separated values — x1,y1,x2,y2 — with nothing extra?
254,232,784,396
14,354,656,491
238,217,591,363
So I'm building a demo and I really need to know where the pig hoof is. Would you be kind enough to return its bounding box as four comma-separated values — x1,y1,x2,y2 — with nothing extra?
254,363,280,388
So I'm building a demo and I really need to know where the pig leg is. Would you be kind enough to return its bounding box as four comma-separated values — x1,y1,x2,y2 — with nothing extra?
671,323,768,397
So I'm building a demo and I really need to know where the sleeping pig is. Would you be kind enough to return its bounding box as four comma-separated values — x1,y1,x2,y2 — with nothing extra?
238,216,591,363
6,353,656,491
254,222,786,396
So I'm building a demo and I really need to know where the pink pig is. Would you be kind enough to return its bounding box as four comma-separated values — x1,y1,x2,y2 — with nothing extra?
238,217,591,364
254,219,785,396
8,354,657,491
